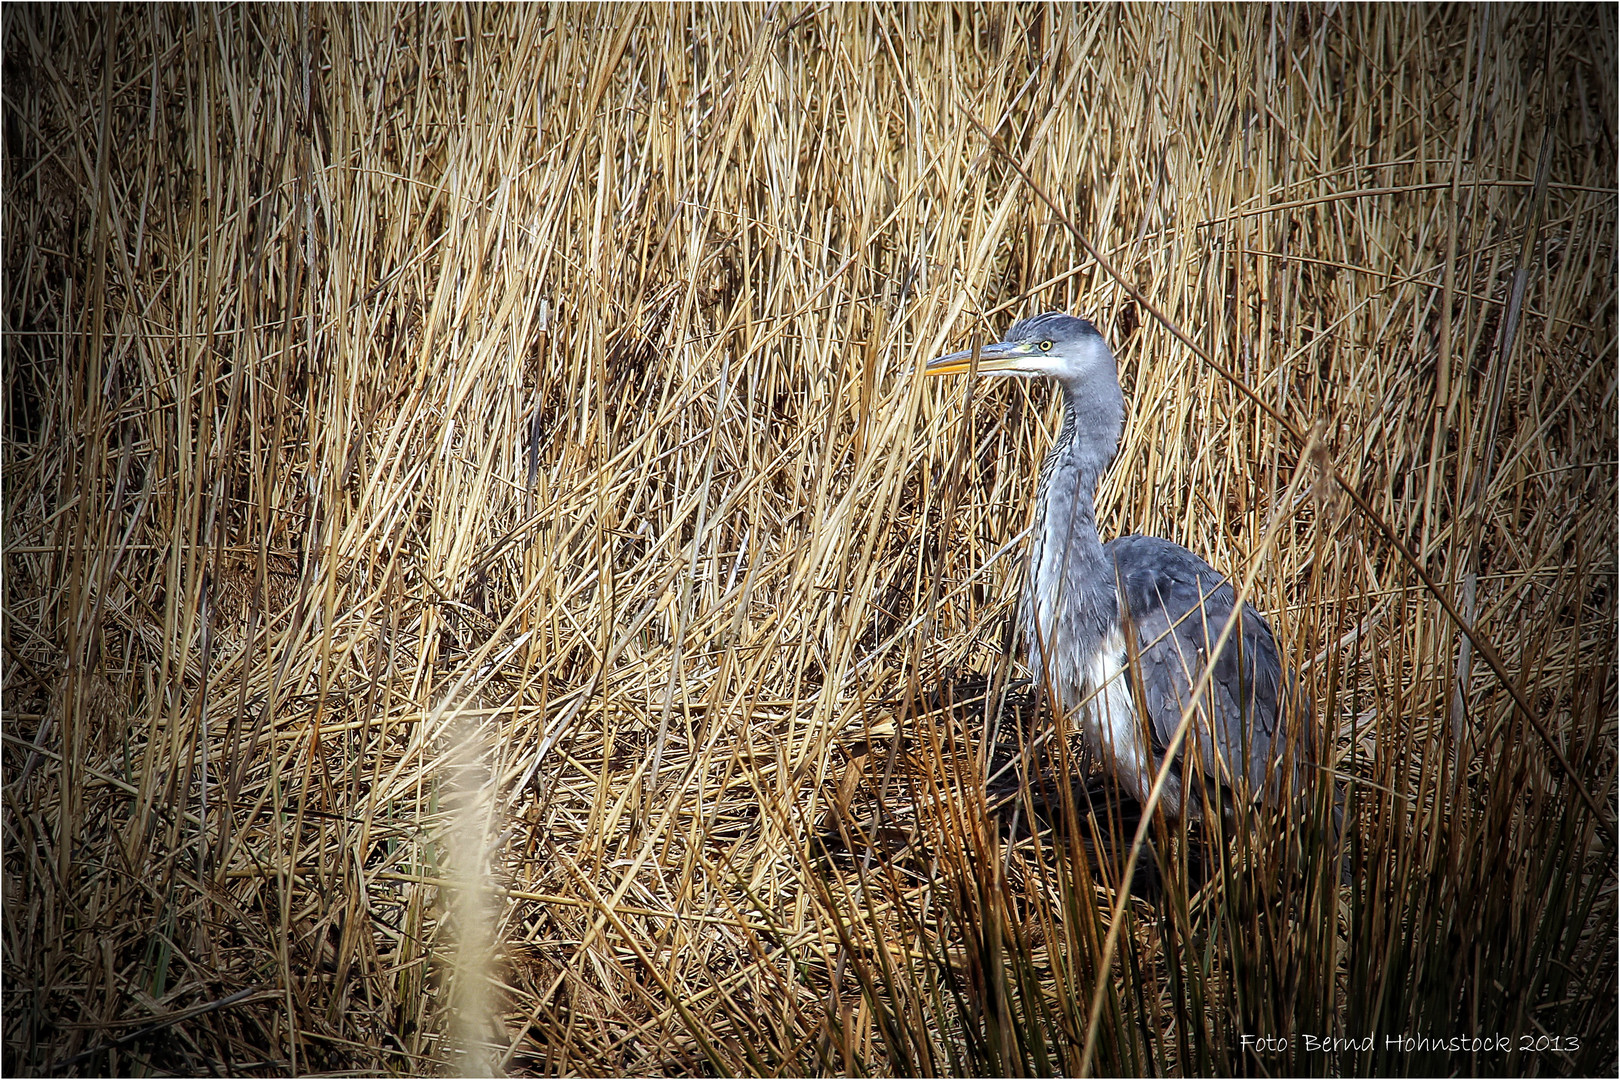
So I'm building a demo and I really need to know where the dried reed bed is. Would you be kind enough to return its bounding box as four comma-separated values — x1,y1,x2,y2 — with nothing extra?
3,4,1614,1075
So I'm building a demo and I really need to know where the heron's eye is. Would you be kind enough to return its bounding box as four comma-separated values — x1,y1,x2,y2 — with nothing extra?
1039,340,1053,351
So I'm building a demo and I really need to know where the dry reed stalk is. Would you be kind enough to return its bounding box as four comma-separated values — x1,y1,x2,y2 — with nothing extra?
3,3,1613,1076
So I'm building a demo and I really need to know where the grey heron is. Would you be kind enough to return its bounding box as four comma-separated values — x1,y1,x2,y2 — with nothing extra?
927,312,1319,824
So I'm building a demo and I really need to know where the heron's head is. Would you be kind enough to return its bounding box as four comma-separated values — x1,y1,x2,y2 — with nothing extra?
926,312,1114,385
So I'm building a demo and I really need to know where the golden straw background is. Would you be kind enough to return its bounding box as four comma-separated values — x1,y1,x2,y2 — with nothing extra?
4,4,1614,1075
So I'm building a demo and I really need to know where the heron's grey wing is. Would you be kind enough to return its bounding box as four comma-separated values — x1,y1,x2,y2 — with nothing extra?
1105,534,1307,805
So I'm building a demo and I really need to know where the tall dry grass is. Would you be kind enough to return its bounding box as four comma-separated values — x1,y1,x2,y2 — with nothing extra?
3,3,1614,1075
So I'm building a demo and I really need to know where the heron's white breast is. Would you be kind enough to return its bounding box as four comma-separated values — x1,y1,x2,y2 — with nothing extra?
1027,518,1074,654
1083,627,1151,792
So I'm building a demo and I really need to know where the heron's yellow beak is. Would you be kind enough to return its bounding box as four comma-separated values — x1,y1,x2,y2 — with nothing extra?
924,340,1039,376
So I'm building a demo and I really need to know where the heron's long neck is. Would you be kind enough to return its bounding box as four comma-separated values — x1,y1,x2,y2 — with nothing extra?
1025,381,1124,682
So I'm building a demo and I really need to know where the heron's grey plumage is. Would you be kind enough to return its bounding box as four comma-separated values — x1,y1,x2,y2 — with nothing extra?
927,312,1316,822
